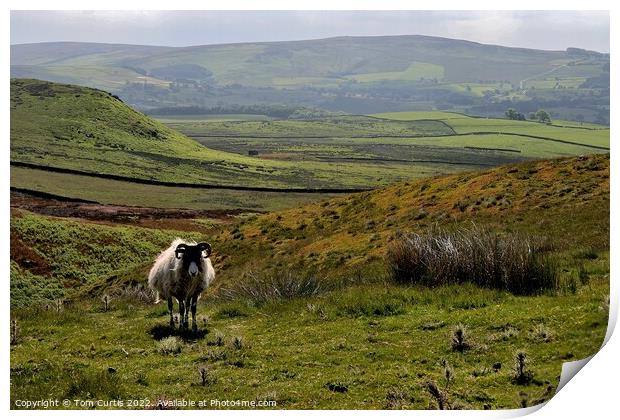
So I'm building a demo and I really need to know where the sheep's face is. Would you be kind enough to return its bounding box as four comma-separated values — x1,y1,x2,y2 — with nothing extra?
175,243,211,277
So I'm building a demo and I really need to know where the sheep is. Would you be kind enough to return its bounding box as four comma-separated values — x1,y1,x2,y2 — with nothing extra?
148,238,215,332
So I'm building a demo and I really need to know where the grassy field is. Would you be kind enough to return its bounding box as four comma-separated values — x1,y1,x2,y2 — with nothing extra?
371,111,609,147
10,79,337,189
10,167,344,211
10,154,610,409
163,112,608,177
12,154,609,298
441,82,512,97
162,115,455,138
345,61,445,83
151,114,274,123
10,279,608,409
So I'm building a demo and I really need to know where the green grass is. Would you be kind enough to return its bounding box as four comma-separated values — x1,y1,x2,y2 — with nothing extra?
10,278,608,409
13,154,610,300
10,79,488,191
151,114,274,122
11,38,608,124
346,61,445,83
10,210,205,306
11,167,344,211
164,115,453,138
371,111,610,149
344,134,602,158
551,120,609,129
12,79,420,190
369,111,466,120
10,64,171,92
9,79,301,187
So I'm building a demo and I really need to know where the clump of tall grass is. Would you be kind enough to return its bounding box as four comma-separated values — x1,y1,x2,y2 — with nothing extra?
385,387,410,409
386,226,557,295
114,285,156,305
530,324,554,342
220,270,324,305
213,331,225,347
232,336,245,350
513,350,534,385
157,337,182,355
10,318,20,345
426,361,457,410
198,366,216,386
101,294,111,312
451,324,471,352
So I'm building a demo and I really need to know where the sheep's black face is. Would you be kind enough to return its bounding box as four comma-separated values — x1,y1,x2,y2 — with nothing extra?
175,243,212,277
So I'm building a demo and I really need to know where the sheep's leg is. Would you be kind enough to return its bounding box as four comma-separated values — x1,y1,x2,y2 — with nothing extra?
190,294,198,333
183,297,191,330
167,297,174,328
179,300,186,330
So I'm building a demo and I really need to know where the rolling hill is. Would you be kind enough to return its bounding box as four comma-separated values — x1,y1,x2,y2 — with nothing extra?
11,36,606,88
10,154,609,408
11,153,609,299
10,78,401,189
10,36,609,121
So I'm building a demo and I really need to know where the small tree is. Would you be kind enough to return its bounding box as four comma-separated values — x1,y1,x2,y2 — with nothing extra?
505,108,525,121
535,109,551,124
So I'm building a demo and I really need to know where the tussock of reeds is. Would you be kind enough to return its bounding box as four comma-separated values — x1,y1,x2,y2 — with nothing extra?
387,226,557,295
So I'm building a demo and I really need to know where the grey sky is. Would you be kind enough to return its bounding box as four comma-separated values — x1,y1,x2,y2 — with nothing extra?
10,10,610,52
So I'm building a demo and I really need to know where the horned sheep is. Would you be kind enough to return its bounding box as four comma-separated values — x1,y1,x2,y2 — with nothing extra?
148,238,215,332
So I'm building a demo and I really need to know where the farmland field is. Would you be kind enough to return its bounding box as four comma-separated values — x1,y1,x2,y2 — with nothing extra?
345,61,445,82
10,166,343,211
12,79,608,212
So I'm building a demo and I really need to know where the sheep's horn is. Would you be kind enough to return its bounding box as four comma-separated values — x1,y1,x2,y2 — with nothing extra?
198,242,212,257
175,243,186,259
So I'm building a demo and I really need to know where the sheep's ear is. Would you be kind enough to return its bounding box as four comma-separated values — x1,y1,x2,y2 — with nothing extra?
198,242,212,257
175,244,186,259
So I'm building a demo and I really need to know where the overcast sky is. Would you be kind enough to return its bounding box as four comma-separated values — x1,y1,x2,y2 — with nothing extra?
10,10,610,52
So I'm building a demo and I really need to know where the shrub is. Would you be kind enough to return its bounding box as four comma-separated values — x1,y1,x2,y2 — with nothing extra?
386,226,557,294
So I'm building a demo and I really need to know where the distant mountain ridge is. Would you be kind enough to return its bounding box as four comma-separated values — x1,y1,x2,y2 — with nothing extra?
10,35,609,123
11,35,606,86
